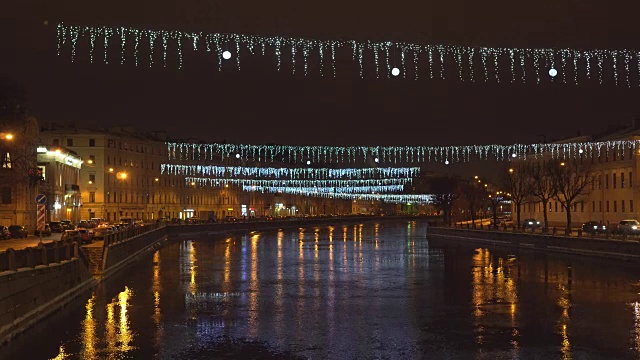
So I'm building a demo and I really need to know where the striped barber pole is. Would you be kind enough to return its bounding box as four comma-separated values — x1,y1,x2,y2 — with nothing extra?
37,204,46,231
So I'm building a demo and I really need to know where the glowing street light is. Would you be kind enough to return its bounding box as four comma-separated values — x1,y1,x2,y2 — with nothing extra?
3,133,13,140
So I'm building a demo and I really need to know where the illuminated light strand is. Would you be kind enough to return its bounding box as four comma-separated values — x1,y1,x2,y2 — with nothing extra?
56,23,640,85
241,186,434,204
185,177,412,187
242,185,404,194
166,140,638,164
161,164,420,179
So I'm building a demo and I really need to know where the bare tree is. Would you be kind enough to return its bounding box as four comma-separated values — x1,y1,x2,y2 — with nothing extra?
428,176,460,226
528,161,557,230
504,164,531,229
459,180,487,228
550,158,594,231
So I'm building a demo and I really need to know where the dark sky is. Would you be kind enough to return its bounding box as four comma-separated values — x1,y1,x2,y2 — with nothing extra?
3,0,640,147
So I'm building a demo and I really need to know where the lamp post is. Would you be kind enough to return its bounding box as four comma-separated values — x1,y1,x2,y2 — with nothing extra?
111,170,127,223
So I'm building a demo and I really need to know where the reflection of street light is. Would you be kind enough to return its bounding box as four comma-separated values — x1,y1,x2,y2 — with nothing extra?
509,168,514,174
560,162,565,166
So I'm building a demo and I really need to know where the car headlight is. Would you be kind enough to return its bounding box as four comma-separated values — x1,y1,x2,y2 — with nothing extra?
602,226,606,229
633,226,638,230
593,226,598,229
536,221,540,224
528,221,533,224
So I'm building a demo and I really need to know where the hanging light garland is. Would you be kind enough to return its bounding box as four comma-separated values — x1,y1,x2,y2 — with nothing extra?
185,177,412,187
241,185,433,204
166,140,635,164
242,185,404,194
161,164,420,179
58,22,640,86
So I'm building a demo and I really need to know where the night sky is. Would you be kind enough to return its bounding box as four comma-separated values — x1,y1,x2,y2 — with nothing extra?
3,0,640,147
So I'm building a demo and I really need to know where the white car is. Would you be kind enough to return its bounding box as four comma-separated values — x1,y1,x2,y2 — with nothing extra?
618,220,640,234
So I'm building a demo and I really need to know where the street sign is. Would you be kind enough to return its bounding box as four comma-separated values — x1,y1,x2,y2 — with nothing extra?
36,193,47,205
37,204,46,231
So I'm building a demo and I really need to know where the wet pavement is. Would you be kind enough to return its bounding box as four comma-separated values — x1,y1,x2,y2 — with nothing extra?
3,220,640,359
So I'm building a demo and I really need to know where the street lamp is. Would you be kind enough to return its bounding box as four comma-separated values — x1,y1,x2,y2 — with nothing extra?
2,133,13,140
115,172,127,222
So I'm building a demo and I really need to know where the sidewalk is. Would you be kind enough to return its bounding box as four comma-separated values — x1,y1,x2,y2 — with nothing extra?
0,233,63,252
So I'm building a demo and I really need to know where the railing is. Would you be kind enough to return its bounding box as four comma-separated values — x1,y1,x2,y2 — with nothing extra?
102,222,166,247
0,237,82,272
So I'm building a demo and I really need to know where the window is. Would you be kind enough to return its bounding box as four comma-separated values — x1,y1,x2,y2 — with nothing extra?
67,138,73,146
606,174,609,189
607,201,610,212
631,172,634,187
0,187,11,204
2,152,11,169
623,200,626,212
592,201,595,212
89,155,95,165
89,192,95,203
632,200,635,212
599,201,602,212
614,201,617,212
613,173,617,188
89,138,95,147
622,172,626,188
599,175,603,189
555,202,558,212
89,174,96,183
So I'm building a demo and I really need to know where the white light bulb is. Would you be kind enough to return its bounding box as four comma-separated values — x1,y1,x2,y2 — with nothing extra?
391,67,400,76
235,153,240,159
374,157,379,163
512,153,517,158
549,68,558,78
306,160,311,165
578,149,584,153
444,160,449,165
223,51,232,60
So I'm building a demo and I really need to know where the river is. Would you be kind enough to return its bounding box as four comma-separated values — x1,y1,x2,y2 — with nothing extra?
3,220,640,359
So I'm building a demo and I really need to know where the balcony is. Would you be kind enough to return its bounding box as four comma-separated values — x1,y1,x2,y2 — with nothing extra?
65,184,80,193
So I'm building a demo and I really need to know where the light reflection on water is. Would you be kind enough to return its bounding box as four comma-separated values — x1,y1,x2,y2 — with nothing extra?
6,221,640,360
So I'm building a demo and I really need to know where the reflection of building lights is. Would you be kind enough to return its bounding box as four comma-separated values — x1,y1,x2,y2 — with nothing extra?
154,178,159,182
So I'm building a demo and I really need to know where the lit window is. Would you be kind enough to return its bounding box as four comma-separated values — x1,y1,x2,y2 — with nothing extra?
2,152,11,169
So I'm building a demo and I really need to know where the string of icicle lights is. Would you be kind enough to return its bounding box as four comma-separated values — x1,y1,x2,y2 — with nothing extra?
242,186,433,204
58,22,640,85
166,140,636,164
161,164,420,179
185,177,412,187
242,185,404,194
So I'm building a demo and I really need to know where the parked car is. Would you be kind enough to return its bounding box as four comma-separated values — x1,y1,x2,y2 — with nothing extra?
618,220,640,234
90,226,111,240
34,224,52,236
61,230,81,242
8,225,28,238
581,221,606,234
0,226,10,240
225,216,238,222
522,218,541,229
76,228,92,244
77,220,96,229
60,220,75,230
49,221,64,233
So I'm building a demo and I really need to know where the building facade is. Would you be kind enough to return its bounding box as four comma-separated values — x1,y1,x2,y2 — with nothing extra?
36,145,83,223
517,131,640,228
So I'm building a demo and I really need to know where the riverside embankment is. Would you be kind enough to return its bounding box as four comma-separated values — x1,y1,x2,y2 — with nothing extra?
427,226,640,261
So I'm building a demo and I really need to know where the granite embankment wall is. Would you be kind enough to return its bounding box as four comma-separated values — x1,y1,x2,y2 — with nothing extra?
427,227,640,261
0,241,95,345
